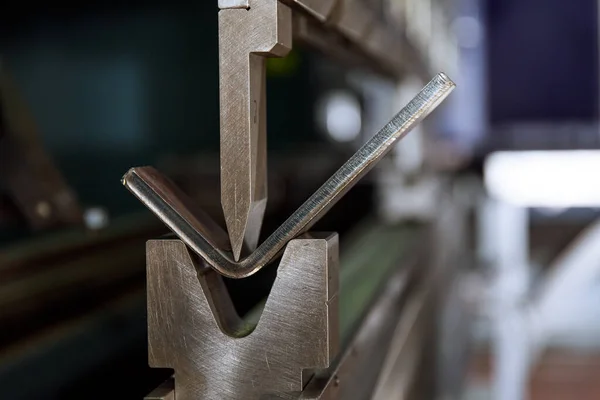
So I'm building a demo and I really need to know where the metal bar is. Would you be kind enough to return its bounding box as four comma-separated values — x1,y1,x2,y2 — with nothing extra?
122,73,455,278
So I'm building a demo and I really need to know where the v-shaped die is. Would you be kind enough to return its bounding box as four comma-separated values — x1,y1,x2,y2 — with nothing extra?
146,233,339,400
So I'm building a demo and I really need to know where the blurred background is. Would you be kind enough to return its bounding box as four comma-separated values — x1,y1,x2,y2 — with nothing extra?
1,0,600,399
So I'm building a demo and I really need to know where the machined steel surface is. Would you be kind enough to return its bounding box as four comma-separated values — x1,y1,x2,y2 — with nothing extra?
217,0,454,261
122,73,455,278
219,0,292,261
299,268,412,400
297,241,434,399
145,222,428,400
146,234,339,400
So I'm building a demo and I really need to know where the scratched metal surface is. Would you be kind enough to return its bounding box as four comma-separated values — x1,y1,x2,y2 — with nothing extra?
146,234,339,399
219,0,293,260
144,221,424,399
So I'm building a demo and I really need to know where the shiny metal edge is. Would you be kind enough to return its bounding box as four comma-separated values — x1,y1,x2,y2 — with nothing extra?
122,73,455,278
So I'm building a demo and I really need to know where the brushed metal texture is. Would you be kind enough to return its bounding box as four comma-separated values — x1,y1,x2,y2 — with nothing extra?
219,0,292,260
146,234,339,399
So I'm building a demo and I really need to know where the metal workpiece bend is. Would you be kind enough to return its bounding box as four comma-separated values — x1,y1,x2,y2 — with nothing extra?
122,73,455,279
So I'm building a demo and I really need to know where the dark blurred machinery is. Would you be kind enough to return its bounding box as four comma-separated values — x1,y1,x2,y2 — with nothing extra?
0,66,82,231
0,1,475,399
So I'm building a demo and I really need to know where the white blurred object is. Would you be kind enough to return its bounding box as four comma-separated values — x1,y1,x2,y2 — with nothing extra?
485,150,600,208
483,150,600,400
477,198,529,275
377,174,440,222
477,197,530,400
84,207,109,230
531,219,600,348
318,91,362,143
349,72,395,145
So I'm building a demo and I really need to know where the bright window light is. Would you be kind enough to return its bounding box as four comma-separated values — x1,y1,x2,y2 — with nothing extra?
485,150,600,208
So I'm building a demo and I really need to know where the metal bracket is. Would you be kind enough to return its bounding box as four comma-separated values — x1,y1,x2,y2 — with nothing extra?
145,234,339,399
